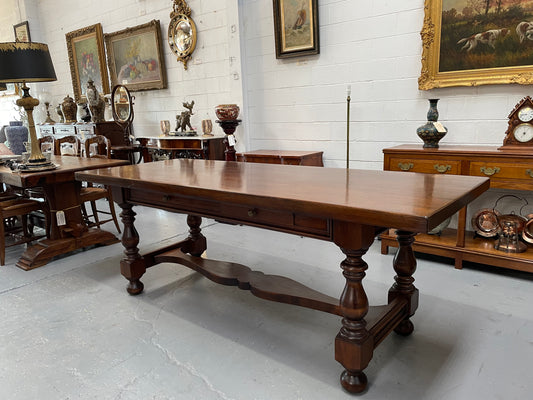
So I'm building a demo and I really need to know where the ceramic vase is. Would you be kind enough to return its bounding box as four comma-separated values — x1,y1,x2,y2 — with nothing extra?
215,104,240,121
5,121,29,155
61,95,77,123
416,99,447,148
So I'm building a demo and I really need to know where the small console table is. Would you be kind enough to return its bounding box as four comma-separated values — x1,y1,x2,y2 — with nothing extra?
382,144,533,272
76,160,487,393
137,136,225,161
237,150,323,166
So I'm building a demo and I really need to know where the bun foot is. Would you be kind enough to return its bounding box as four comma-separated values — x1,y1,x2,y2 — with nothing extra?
394,319,414,336
127,279,144,295
340,370,368,393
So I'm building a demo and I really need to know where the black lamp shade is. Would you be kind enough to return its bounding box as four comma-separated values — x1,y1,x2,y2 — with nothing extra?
0,42,57,83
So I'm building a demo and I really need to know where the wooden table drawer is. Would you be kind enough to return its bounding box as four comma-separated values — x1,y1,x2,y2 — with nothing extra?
128,189,331,238
388,157,460,174
470,162,533,180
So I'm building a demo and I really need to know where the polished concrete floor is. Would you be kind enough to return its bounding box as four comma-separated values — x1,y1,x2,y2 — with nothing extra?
1,205,532,400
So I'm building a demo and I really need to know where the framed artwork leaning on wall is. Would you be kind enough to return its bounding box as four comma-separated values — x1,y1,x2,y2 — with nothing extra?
66,23,110,101
420,0,533,89
104,20,167,92
273,0,319,59
13,21,31,42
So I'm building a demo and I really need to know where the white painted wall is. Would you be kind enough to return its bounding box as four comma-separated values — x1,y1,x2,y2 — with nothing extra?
241,0,533,169
1,0,532,169
0,0,244,145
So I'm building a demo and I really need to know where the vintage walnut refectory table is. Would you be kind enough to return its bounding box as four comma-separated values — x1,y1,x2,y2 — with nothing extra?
76,160,489,393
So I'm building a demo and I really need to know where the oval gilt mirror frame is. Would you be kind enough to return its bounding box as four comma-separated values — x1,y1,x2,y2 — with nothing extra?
112,85,134,123
168,0,197,70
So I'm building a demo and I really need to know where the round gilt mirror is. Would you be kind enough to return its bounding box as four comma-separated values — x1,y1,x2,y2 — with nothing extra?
168,0,197,69
111,84,134,124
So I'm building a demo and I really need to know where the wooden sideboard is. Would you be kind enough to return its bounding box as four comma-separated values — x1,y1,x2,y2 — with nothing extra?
382,144,533,273
137,136,225,161
236,150,324,166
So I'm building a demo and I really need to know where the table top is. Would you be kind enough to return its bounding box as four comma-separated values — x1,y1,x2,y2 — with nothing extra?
0,155,128,188
76,159,490,232
237,150,323,157
137,135,224,142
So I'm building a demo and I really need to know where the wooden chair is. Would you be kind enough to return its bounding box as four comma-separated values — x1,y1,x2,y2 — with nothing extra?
38,135,55,155
56,135,81,156
0,197,48,265
81,135,121,232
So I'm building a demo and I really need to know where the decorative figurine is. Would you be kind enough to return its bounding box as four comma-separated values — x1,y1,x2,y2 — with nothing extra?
86,79,106,123
175,100,196,134
56,104,64,123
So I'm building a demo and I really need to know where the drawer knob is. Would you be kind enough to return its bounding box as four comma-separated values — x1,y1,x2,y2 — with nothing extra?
526,169,533,178
480,166,500,176
398,162,414,171
162,194,171,201
248,208,257,217
434,164,452,173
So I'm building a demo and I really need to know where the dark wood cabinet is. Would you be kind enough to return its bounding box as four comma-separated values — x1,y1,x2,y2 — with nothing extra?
236,150,323,166
382,144,533,273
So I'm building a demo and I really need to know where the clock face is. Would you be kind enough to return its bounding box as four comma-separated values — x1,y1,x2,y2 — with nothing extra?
513,123,533,142
518,106,533,122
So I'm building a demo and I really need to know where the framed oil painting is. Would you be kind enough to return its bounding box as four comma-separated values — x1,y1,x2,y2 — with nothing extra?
13,21,31,42
273,0,319,59
104,20,167,92
66,23,110,101
420,0,533,89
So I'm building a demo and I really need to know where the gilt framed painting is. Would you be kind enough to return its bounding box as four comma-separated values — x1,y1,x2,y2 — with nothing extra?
420,0,533,89
66,23,110,101
273,0,319,59
104,20,167,92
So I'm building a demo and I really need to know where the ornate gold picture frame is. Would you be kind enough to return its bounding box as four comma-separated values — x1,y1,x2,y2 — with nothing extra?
105,20,167,91
66,23,109,101
273,0,319,59
420,0,533,90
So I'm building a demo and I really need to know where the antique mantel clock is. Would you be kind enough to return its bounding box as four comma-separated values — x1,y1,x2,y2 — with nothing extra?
500,96,533,150
168,0,197,70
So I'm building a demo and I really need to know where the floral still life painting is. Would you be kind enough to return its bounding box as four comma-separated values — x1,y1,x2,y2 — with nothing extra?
104,20,167,92
66,24,109,101
420,0,533,89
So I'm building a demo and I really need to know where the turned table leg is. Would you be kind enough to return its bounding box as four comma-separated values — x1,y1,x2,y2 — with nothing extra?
388,230,419,336
119,203,145,295
333,222,376,394
182,215,207,256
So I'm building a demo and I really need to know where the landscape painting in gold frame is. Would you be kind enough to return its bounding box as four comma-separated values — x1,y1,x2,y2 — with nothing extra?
419,0,533,90
273,0,319,59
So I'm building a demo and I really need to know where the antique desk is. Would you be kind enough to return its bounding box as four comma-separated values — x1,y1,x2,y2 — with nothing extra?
137,136,225,162
383,144,533,272
0,156,128,269
76,160,488,393
236,150,324,166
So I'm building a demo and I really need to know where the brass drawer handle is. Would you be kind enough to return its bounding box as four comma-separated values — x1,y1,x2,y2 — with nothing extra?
248,208,257,217
434,164,451,173
526,169,533,178
398,162,414,171
162,194,171,201
480,166,500,176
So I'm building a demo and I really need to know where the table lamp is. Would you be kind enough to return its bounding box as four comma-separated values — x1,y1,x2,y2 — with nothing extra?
0,42,57,168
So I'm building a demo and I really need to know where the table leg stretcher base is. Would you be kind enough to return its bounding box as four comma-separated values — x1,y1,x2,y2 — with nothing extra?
124,238,415,394
16,228,119,270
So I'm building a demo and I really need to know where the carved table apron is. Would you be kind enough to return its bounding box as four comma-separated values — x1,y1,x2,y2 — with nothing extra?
76,160,489,393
